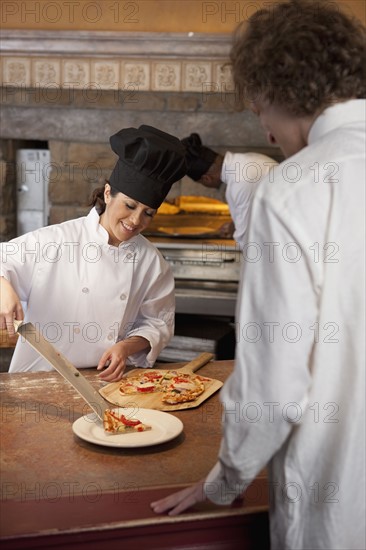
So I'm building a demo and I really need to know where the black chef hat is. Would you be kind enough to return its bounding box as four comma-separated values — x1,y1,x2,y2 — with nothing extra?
109,125,187,209
181,133,218,181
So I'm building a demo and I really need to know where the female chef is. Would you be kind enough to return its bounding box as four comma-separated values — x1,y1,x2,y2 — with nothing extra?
0,125,187,381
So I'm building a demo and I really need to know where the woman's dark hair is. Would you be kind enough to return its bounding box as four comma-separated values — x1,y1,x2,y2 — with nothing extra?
230,0,366,116
89,182,119,214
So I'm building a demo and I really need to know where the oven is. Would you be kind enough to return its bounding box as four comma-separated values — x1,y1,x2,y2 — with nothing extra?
151,238,241,318
144,205,242,361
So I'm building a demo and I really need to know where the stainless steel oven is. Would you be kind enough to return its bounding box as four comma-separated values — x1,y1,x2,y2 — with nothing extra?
151,238,241,317
144,205,240,361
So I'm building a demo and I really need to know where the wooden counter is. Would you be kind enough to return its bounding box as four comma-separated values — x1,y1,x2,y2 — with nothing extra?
0,361,269,550
0,329,18,348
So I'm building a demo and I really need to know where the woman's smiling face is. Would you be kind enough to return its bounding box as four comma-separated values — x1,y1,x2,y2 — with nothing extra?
100,184,156,246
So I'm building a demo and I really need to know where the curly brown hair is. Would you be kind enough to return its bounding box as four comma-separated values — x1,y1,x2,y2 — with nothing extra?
230,0,366,116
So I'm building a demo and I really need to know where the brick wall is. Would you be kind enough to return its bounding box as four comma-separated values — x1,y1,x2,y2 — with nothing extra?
0,32,283,240
0,87,281,238
47,139,113,225
0,140,17,239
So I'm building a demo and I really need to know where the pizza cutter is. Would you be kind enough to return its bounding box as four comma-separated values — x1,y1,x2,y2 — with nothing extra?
13,319,111,421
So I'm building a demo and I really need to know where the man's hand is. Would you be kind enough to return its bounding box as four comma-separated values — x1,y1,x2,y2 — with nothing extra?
151,480,207,516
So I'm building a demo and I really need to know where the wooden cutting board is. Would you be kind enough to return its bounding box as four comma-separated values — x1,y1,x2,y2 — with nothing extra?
99,352,223,411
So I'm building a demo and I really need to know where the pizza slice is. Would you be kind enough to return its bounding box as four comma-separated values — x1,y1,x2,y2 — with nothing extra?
118,370,164,395
103,409,152,435
162,374,206,405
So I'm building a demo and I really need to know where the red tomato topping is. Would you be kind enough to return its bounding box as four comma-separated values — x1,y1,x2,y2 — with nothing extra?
173,376,191,383
144,372,162,381
119,414,141,426
137,385,155,393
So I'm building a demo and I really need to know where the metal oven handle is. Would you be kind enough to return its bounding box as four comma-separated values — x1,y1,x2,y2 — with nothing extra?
163,256,236,264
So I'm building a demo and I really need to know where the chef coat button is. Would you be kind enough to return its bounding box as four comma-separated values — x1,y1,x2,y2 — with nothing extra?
107,333,114,341
82,287,89,294
120,293,127,300
74,327,80,334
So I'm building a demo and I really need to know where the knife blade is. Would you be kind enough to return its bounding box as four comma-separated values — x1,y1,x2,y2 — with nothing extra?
14,320,110,421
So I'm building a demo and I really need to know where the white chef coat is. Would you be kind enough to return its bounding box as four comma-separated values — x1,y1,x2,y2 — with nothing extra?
205,99,366,550
1,208,175,372
221,152,278,246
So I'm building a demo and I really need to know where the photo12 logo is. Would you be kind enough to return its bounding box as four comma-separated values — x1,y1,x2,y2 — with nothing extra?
201,2,263,23
0,479,140,502
1,2,140,25
201,1,341,24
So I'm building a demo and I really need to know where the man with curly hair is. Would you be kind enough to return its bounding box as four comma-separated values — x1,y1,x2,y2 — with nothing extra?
151,2,365,548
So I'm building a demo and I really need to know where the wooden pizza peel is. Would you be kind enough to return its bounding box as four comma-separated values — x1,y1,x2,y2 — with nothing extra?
99,352,224,411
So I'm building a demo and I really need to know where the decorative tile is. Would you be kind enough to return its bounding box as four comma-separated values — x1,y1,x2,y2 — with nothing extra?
182,61,212,92
121,61,150,91
0,53,235,94
3,57,31,87
213,61,235,92
151,61,181,92
91,60,119,90
62,59,90,88
32,59,61,87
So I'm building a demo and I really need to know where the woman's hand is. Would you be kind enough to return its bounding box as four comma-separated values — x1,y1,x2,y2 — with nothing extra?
150,481,207,516
97,342,129,382
0,277,24,337
97,336,150,382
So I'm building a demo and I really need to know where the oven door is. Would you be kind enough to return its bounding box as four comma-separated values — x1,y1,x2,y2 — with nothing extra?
154,240,242,317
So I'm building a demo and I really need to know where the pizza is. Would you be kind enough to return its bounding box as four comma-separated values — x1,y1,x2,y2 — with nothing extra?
118,370,163,395
179,196,230,214
103,409,152,435
162,373,206,405
118,369,209,405
157,202,180,215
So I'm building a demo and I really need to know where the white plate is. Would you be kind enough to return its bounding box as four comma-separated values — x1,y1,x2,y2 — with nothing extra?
72,408,184,448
